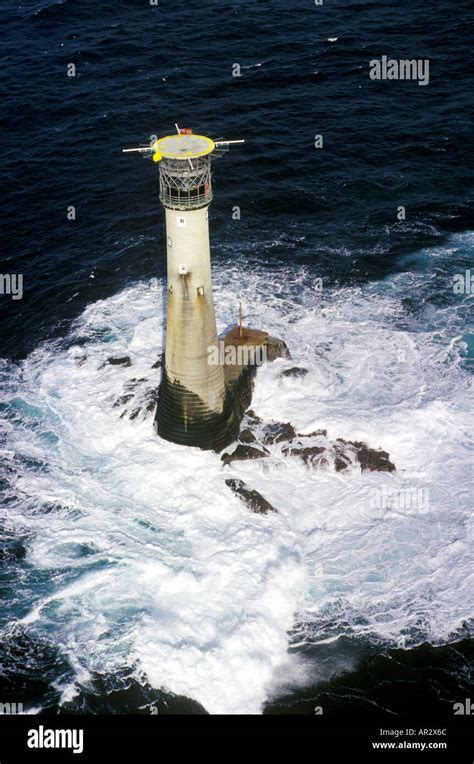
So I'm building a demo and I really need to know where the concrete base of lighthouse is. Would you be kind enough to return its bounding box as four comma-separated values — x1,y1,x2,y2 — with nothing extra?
155,372,241,451
155,326,291,452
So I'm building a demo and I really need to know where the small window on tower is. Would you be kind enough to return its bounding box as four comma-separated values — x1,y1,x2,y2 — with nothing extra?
167,236,172,247
197,286,204,297
177,217,186,228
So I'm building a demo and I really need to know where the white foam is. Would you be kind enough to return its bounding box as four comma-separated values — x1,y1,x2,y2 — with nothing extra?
1,234,473,712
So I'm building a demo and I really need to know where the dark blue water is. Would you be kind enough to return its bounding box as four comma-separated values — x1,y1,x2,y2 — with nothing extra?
1,0,473,717
2,0,473,360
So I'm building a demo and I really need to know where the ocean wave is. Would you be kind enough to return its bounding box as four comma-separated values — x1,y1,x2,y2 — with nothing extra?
0,235,472,712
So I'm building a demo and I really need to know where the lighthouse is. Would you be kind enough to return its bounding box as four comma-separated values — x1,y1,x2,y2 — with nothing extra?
124,129,245,450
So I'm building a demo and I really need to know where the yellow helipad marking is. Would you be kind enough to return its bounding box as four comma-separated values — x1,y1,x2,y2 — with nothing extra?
152,134,215,159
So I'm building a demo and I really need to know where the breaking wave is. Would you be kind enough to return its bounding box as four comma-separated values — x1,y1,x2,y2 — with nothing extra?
0,233,473,713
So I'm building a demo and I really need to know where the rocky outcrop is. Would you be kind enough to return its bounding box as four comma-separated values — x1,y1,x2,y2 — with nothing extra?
104,356,132,368
221,444,269,465
245,410,263,426
263,421,297,445
282,443,327,466
265,336,292,362
336,439,396,472
230,364,256,419
125,388,159,421
151,353,164,369
280,367,308,378
238,428,258,444
228,415,396,474
113,377,159,421
282,435,395,472
225,479,276,514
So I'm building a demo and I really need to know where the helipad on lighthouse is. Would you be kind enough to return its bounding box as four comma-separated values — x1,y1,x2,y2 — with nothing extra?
151,132,216,161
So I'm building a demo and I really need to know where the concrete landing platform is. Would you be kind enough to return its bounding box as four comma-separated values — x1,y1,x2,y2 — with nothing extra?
221,326,291,420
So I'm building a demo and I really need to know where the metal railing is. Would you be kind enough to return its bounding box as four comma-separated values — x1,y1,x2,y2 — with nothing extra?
159,188,213,209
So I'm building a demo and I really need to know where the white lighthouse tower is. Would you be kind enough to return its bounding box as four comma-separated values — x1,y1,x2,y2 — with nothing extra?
123,128,245,450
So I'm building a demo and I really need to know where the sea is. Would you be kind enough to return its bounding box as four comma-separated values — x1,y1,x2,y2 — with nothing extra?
0,0,473,717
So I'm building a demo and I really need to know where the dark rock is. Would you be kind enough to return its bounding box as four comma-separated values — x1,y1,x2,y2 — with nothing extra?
232,365,256,415
151,353,164,369
355,444,395,472
128,386,159,419
332,441,355,472
334,456,350,472
113,393,134,408
113,378,149,408
265,336,292,362
336,439,396,472
263,421,297,445
239,428,257,444
106,356,131,367
282,444,326,466
221,444,269,465
225,478,276,514
231,413,397,473
281,433,396,473
117,381,159,420
280,367,309,379
296,429,327,438
245,410,263,426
